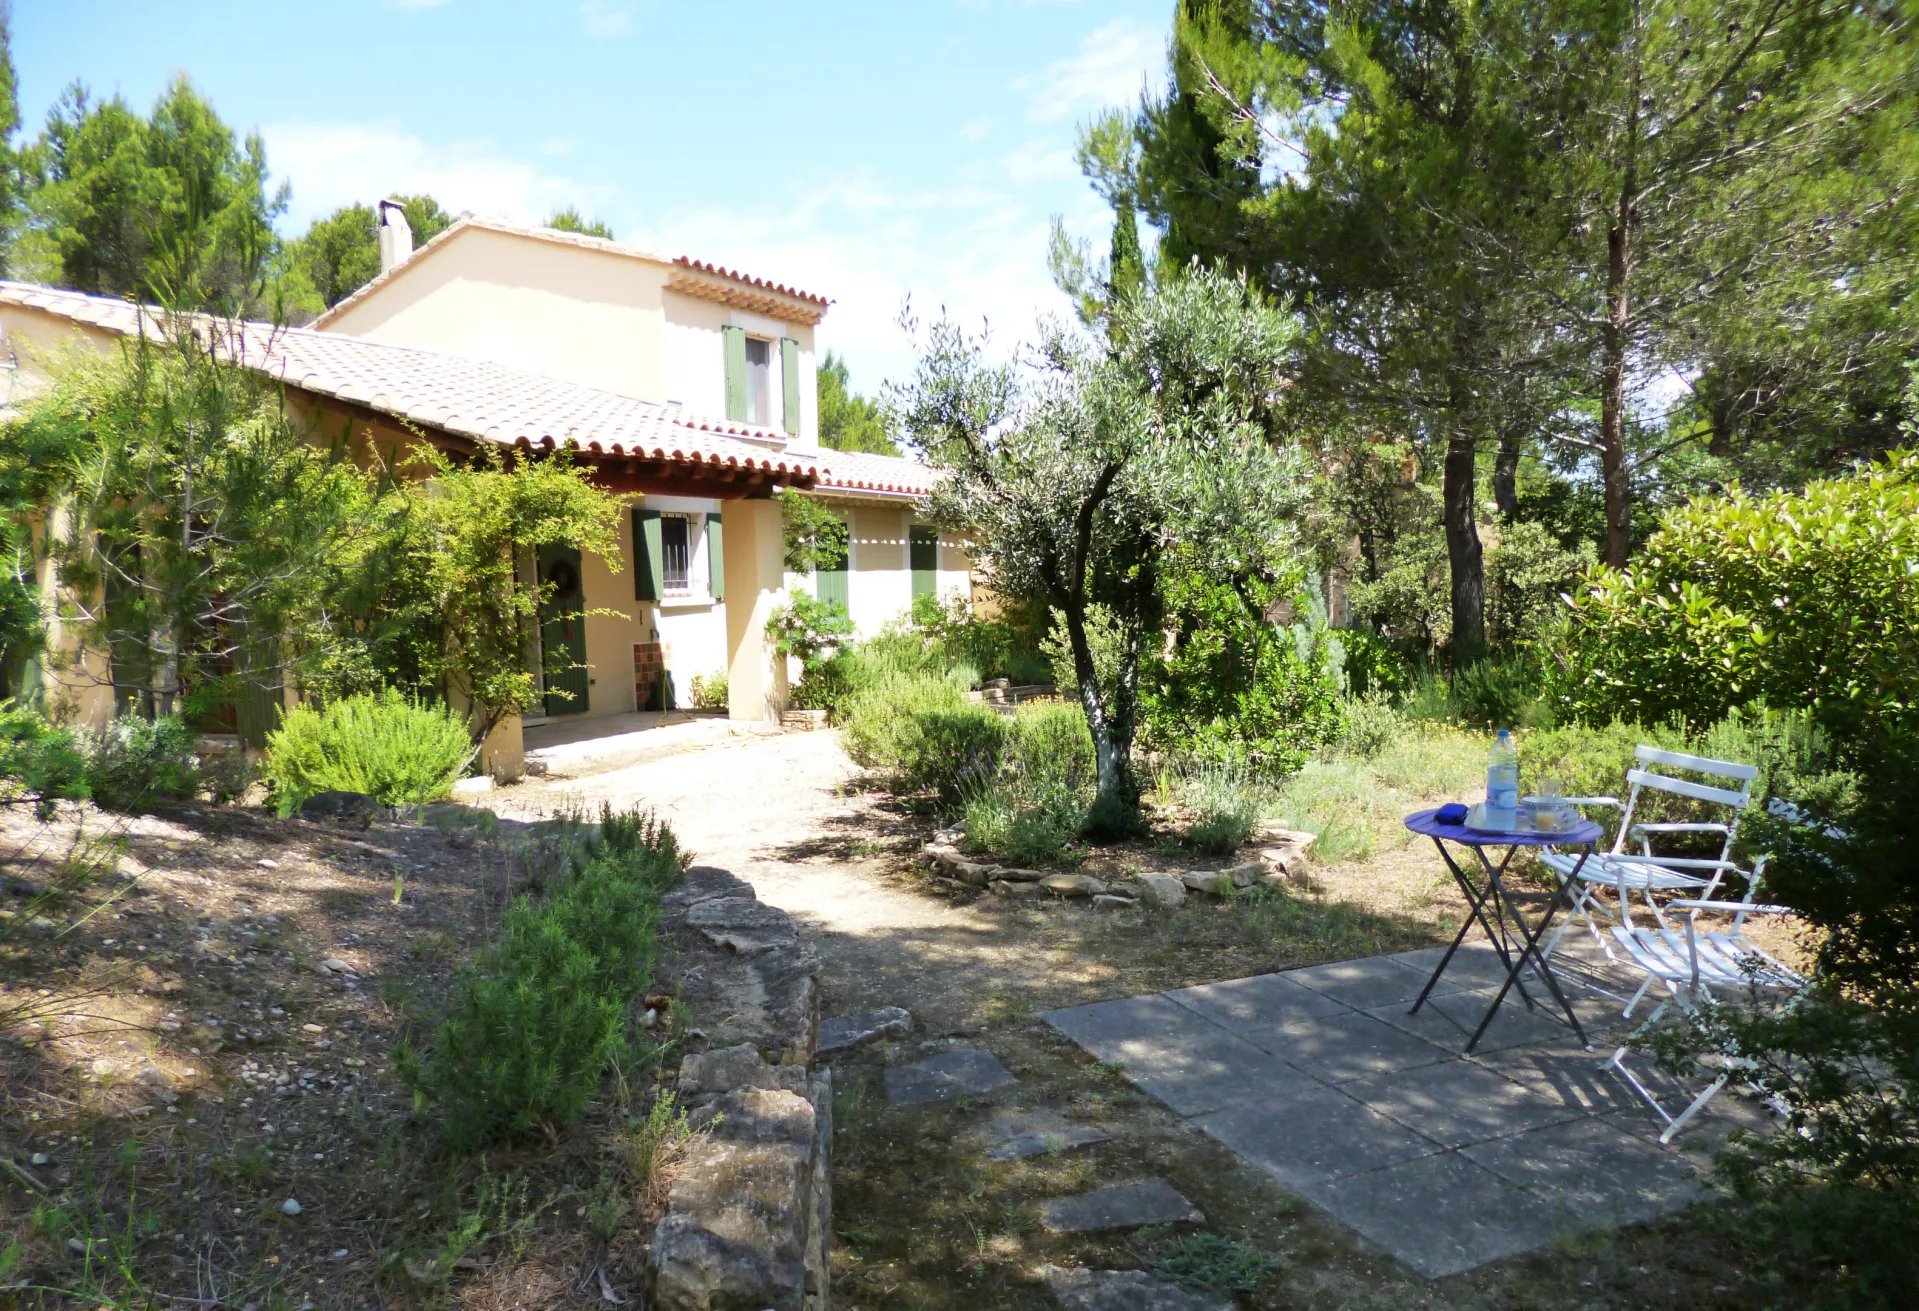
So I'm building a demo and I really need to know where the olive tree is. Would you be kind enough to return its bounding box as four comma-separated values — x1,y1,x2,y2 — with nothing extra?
892,267,1306,828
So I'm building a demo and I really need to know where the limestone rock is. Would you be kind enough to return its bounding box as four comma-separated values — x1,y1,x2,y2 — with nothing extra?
685,897,801,955
650,1087,818,1311
944,857,999,888
816,1006,912,1057
679,1044,809,1101
1257,845,1309,880
990,879,1042,899
663,867,757,916
1039,873,1109,898
1222,861,1265,888
1179,870,1230,896
1041,1265,1233,1311
1256,823,1318,850
1134,873,1187,909
1092,894,1135,909
993,867,1047,883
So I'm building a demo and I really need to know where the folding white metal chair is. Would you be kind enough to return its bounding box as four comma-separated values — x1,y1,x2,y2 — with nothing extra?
1540,746,1758,966
1600,841,1807,1142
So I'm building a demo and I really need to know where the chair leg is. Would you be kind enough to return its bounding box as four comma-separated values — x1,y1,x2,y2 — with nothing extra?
1660,1072,1731,1144
1621,975,1656,1018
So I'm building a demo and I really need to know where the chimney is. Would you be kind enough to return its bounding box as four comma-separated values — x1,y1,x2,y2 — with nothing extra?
376,199,414,275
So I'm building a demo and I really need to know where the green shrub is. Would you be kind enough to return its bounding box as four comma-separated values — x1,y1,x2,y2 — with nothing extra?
1485,519,1594,649
264,690,471,813
910,591,1048,684
1448,656,1553,730
1563,450,1919,745
766,591,853,667
841,670,1007,807
1333,692,1401,760
401,807,684,1149
0,702,89,819
1335,630,1416,700
688,671,728,710
1176,762,1263,855
83,714,200,811
958,701,1096,864
1153,1232,1278,1295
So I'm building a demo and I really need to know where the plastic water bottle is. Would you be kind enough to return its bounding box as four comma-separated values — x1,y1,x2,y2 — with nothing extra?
1485,729,1520,831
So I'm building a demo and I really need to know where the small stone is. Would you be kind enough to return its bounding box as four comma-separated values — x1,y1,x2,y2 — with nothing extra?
1222,861,1265,888
301,1023,325,1034
90,1058,117,1077
331,1248,349,1260
1179,870,1230,895
1040,1180,1203,1234
1039,873,1109,898
942,857,998,888
318,958,350,975
1256,823,1317,850
816,1006,913,1057
67,1237,86,1254
136,1066,173,1088
1135,872,1187,908
989,880,1042,899
992,866,1046,883
256,858,279,869
1257,845,1309,880
281,1197,302,1216
30,1152,49,1166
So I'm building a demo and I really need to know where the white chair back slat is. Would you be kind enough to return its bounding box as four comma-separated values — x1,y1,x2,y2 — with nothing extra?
1623,768,1752,810
1634,745,1760,782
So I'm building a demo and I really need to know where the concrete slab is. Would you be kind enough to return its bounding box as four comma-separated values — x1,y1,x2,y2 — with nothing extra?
883,1049,1016,1107
1461,1113,1709,1228
1163,971,1350,1039
1368,987,1577,1055
1340,1058,1588,1148
1287,955,1463,1010
975,1109,1112,1162
1043,995,1317,1116
1041,1180,1204,1234
1252,1010,1452,1084
1192,1087,1441,1197
1312,1152,1577,1278
1387,942,1533,993
1040,1264,1233,1311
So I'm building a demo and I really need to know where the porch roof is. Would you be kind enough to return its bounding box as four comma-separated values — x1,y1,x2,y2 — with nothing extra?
0,281,827,486
812,449,941,498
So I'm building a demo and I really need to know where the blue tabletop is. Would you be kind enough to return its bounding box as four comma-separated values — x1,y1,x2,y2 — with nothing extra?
1404,806,1603,848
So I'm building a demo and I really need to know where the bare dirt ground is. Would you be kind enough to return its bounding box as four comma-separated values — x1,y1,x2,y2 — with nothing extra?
493,729,1769,1311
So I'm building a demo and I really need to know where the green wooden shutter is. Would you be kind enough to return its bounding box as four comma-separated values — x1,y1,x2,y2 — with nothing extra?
633,507,664,601
816,518,850,613
910,526,938,602
780,337,801,435
722,326,748,422
705,514,725,600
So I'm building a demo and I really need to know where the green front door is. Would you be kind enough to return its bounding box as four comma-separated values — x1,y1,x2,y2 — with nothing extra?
537,544,589,717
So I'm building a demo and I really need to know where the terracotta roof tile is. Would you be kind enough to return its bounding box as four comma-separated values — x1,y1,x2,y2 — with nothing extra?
0,282,825,483
814,450,941,497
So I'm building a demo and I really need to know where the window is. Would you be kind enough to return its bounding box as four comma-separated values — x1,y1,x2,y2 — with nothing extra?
660,514,692,595
744,337,772,426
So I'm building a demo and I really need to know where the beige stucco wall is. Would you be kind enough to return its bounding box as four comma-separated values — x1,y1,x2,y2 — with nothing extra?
661,291,818,443
322,227,673,400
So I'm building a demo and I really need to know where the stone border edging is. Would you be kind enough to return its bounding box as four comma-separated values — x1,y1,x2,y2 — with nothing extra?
648,867,831,1311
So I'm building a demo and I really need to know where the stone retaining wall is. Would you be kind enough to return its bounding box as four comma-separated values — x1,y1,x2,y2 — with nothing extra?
648,867,832,1311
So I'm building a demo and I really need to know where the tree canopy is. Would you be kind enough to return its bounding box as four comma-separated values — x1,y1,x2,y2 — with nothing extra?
817,350,899,455
545,206,615,239
273,195,454,318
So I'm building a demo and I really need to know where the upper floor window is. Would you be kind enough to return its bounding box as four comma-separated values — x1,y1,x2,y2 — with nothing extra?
743,337,772,427
724,325,802,435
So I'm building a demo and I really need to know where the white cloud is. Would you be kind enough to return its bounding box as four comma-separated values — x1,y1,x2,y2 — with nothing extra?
578,0,635,37
1000,139,1078,186
1016,17,1164,124
262,118,615,230
958,117,991,143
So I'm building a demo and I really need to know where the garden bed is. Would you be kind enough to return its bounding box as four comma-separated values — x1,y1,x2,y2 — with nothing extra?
0,799,691,1309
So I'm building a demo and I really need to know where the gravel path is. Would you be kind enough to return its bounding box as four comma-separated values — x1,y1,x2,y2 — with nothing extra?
491,730,1100,1029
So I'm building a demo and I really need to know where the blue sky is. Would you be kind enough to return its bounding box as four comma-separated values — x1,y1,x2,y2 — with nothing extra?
15,0,1170,391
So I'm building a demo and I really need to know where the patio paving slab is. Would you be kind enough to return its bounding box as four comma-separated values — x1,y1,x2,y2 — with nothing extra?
1461,1113,1709,1228
1311,1151,1577,1278
1387,942,1535,992
1287,954,1468,1009
1043,995,1318,1116
1191,1087,1442,1197
1368,987,1581,1055
1040,1179,1204,1234
1252,1010,1453,1083
883,1049,1016,1106
1163,971,1349,1038
1338,1054,1591,1148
